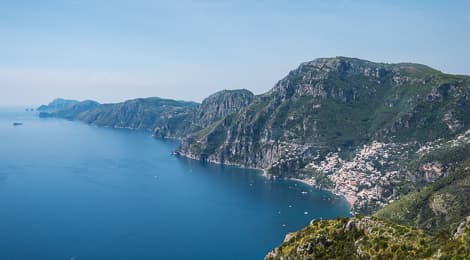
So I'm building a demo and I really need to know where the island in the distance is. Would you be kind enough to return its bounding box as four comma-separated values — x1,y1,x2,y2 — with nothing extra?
38,57,470,259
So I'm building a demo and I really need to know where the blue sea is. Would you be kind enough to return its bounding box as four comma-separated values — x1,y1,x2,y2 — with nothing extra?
0,108,350,260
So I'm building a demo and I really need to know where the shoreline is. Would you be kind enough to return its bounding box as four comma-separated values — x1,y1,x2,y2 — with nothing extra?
174,150,266,173
287,178,355,209
37,116,357,212
176,151,355,210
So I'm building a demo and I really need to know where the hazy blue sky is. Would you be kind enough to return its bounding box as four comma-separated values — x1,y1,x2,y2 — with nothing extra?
1,0,470,106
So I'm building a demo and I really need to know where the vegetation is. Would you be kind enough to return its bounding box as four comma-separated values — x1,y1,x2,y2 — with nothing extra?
179,57,470,176
266,147,470,259
38,57,470,258
266,216,470,259
376,157,470,233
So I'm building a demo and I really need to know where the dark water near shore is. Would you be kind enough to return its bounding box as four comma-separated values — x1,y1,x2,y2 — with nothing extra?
0,108,350,259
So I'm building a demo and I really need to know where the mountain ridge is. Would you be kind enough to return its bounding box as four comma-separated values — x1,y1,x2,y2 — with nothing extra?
37,56,470,258
176,56,470,214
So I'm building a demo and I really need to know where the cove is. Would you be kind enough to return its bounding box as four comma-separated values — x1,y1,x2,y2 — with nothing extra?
0,109,350,259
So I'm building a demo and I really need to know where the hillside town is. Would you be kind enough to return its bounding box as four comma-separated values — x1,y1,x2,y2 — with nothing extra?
301,129,470,214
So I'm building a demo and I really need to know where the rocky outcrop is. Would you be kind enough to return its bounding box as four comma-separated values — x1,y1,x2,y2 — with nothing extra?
191,89,255,130
453,216,470,239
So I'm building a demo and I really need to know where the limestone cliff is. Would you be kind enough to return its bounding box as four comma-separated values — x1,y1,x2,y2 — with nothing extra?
177,57,470,214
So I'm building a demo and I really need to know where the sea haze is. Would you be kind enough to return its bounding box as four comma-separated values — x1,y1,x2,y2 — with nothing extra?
0,109,350,259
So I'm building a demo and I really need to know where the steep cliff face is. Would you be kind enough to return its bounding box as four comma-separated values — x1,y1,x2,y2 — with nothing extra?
191,89,255,130
177,57,470,213
39,90,254,139
178,56,470,172
154,89,255,138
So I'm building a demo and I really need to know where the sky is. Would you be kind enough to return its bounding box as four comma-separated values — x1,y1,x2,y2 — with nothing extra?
1,0,470,106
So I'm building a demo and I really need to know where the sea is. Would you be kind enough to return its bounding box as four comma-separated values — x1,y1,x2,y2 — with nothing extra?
0,108,350,259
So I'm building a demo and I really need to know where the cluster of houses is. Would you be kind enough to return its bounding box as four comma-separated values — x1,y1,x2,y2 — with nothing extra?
306,141,410,214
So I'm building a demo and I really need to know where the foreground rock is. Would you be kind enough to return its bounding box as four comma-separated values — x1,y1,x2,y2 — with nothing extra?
265,216,470,259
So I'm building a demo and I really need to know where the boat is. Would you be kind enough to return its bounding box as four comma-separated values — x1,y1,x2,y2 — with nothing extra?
13,122,23,126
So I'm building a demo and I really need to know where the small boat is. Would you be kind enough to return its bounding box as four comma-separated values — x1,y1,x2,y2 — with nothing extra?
13,122,23,126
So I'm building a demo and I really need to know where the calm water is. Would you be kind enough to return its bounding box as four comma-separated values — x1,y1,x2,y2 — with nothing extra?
0,108,349,260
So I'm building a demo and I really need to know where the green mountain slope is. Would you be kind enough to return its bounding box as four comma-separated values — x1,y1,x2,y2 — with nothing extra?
179,57,470,171
37,57,470,258
178,57,470,214
38,89,254,139
78,97,198,134
376,151,470,233
39,97,198,137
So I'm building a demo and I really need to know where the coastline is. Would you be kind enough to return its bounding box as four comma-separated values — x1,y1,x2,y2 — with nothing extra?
288,178,355,209
176,150,355,210
41,115,356,212
174,150,266,173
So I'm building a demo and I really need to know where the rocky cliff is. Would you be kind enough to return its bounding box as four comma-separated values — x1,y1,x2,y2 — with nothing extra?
177,57,470,214
179,57,470,170
153,89,255,138
37,56,470,257
191,89,255,130
38,89,255,139
38,97,198,138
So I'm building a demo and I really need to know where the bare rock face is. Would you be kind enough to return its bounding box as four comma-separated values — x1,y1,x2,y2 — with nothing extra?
421,161,445,182
283,233,296,243
443,111,463,132
296,241,314,255
453,216,470,239
343,217,376,233
273,57,388,101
